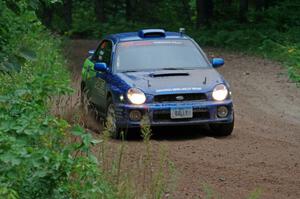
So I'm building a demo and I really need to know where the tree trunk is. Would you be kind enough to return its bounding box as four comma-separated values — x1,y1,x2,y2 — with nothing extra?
181,0,192,24
196,0,213,28
239,0,248,22
207,0,214,21
94,0,106,23
38,2,53,28
264,0,270,9
126,0,133,21
196,0,205,28
62,0,72,30
255,0,264,11
224,0,232,7
135,0,158,23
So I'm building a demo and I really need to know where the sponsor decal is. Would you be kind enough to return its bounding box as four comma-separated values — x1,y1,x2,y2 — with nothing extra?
156,87,202,92
120,41,153,47
120,40,183,47
153,41,183,45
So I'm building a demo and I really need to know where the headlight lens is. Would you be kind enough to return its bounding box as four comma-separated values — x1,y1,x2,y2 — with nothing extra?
212,84,228,101
127,88,146,105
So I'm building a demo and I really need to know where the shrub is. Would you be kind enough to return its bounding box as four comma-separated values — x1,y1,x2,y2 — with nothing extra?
0,1,117,198
0,29,119,198
192,2,300,84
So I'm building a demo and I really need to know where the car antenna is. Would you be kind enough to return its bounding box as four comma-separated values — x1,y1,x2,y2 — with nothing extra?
203,77,207,85
179,28,185,37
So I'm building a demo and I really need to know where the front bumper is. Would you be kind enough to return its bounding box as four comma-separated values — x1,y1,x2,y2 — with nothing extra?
114,100,234,128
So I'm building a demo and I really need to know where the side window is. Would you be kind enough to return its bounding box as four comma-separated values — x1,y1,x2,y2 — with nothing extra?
93,40,113,66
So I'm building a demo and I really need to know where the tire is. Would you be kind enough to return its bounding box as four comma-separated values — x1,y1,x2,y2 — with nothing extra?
105,98,120,139
209,115,234,136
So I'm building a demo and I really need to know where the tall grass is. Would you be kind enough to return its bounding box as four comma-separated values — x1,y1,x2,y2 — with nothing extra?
96,114,176,199
53,82,176,198
55,73,266,198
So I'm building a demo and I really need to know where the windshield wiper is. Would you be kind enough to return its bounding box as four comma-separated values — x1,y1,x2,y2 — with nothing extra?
161,67,185,70
161,67,197,70
122,70,138,73
122,67,196,73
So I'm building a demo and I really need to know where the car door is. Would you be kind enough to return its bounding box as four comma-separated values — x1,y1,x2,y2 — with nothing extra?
86,40,113,111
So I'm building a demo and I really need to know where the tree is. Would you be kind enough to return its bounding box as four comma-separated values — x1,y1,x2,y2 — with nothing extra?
264,0,270,9
239,0,248,22
125,0,133,21
38,1,54,28
37,0,72,31
224,0,233,7
62,0,72,30
196,0,213,28
255,0,264,11
181,0,192,24
255,0,272,10
94,0,106,22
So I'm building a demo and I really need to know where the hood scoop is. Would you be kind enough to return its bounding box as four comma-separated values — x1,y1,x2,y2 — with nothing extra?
150,72,189,78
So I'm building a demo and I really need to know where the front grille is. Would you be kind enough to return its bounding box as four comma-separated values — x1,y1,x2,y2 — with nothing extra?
154,93,207,103
153,108,210,122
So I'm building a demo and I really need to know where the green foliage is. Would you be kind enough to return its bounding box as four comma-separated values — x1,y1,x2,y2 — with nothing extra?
193,0,300,83
54,0,300,83
0,30,118,198
68,0,185,38
0,1,118,198
96,116,175,199
0,0,40,73
70,1,99,38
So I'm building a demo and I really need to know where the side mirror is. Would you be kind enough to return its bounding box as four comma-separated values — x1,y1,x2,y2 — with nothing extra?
211,58,224,68
88,50,95,56
94,62,108,72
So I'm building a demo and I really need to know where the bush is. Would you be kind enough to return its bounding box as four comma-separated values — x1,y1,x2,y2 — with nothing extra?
192,1,300,84
0,30,119,199
0,1,117,198
70,0,99,38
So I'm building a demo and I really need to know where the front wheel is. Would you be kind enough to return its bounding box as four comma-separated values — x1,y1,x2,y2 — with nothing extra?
209,116,234,136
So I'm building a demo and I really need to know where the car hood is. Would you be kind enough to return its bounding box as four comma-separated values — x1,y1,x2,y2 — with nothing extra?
116,69,224,95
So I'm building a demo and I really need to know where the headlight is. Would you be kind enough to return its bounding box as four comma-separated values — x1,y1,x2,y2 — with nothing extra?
212,84,228,101
127,88,146,105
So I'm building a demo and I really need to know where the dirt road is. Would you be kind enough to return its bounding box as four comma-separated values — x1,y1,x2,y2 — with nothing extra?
65,40,300,199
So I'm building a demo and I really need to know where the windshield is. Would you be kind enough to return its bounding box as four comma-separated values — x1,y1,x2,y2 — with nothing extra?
114,39,210,72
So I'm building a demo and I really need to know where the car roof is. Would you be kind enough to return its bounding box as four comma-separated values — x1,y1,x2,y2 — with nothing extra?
105,29,191,44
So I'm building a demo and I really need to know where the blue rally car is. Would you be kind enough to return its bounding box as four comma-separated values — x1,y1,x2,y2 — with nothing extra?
81,29,234,137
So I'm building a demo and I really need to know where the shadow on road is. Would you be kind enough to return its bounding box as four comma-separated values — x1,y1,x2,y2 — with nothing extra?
120,125,217,141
